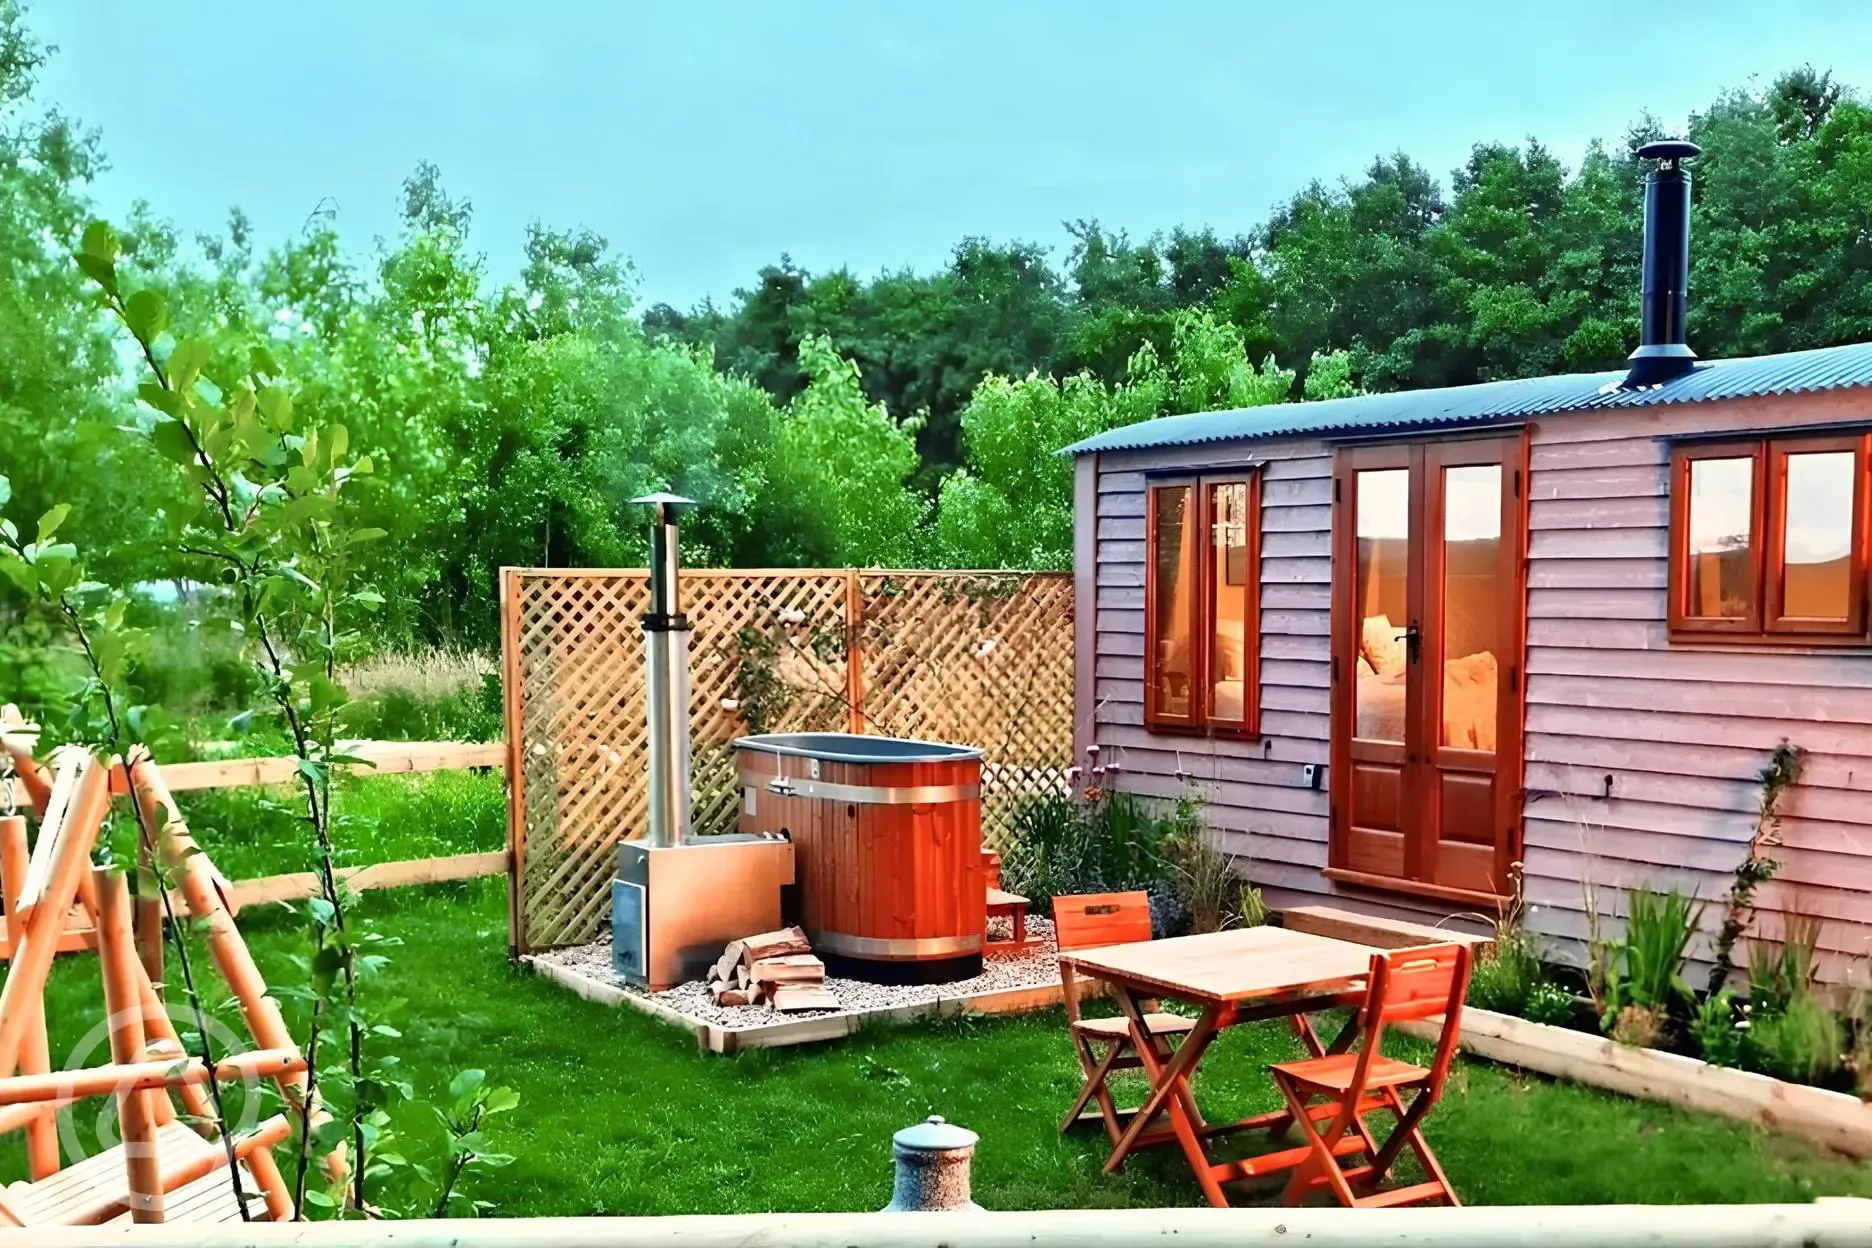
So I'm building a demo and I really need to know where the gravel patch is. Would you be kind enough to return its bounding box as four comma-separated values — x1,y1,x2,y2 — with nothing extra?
537,917,1063,1031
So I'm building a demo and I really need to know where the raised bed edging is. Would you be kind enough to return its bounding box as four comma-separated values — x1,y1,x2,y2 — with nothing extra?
520,956,1072,1055
1404,1006,1872,1158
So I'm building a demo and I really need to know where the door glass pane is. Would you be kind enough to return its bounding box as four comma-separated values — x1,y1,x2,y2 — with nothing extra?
1781,450,1855,620
1152,485,1195,719
1440,465,1501,751
1208,482,1250,725
1355,469,1409,742
1686,457,1756,618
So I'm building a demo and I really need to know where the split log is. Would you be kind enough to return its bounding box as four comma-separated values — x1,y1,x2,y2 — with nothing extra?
750,954,825,986
741,927,811,963
715,988,755,1007
709,941,746,985
771,984,840,1013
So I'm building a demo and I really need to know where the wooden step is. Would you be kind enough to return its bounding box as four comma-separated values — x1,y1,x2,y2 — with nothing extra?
1281,905,1494,957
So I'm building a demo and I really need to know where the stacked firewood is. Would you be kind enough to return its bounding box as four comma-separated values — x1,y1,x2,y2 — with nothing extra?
707,926,840,1011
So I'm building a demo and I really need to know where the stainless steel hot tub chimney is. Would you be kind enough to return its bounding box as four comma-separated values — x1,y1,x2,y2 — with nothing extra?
612,493,794,991
633,492,694,848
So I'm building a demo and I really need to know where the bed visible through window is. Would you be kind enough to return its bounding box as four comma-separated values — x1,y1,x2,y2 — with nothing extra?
1145,472,1260,735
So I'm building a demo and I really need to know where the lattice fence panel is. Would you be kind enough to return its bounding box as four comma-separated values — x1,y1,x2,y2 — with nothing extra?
857,572,1076,853
505,568,1074,952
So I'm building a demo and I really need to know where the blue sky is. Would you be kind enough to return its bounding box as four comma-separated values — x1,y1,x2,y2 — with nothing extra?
30,2,1872,310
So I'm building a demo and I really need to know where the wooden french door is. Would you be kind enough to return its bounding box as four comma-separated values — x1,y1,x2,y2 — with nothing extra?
1328,434,1527,903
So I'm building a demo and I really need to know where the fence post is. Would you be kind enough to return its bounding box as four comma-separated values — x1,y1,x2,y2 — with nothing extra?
500,566,528,958
844,569,865,734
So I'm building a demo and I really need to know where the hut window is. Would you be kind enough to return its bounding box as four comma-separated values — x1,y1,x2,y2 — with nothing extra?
1669,434,1869,641
1145,473,1260,735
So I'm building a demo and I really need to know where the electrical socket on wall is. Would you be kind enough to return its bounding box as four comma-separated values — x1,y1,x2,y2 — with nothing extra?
1301,763,1322,790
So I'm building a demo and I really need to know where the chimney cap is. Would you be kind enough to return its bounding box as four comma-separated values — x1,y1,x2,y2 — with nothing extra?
630,492,696,507
1637,139,1701,165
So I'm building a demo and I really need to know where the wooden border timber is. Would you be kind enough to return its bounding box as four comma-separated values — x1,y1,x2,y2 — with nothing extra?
9,1201,1872,1248
520,956,1076,1056
1400,1006,1872,1158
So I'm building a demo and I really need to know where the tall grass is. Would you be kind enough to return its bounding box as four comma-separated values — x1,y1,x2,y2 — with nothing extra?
339,649,502,741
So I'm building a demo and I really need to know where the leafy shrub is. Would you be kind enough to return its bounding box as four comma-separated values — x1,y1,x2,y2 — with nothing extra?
1691,989,1746,1068
1466,882,1555,1019
0,613,81,723
1468,931,1545,1016
1236,883,1270,929
1604,886,1701,1039
1747,993,1843,1084
1165,827,1239,934
1748,915,1820,1015
1845,992,1872,1099
1610,1002,1668,1049
1000,789,1181,914
129,608,261,716
1524,980,1577,1027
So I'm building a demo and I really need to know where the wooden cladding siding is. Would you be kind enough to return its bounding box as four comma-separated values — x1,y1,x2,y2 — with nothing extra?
1521,390,1872,982
1088,440,1468,930
1083,387,1872,974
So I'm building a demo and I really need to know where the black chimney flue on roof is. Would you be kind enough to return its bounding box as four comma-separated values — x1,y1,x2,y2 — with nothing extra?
1625,139,1701,387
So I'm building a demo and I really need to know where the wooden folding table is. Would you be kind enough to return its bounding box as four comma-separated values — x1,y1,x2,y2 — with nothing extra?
1057,926,1378,1208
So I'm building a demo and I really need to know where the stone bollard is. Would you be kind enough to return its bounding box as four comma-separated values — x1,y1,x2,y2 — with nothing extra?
881,1115,980,1211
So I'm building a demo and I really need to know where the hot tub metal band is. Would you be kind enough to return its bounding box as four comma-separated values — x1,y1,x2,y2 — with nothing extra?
815,931,985,959
737,775,980,807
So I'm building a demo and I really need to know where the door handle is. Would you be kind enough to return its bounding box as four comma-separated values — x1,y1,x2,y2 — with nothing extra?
1394,622,1422,665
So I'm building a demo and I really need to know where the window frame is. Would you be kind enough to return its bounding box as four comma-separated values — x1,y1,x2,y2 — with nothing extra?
1765,434,1869,638
1143,471,1261,737
1668,432,1871,644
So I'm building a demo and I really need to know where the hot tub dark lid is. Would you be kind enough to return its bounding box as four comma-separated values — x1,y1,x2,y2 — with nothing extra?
733,732,984,765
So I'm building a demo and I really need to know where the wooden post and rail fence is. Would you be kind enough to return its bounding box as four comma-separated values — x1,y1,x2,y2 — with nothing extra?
0,740,509,963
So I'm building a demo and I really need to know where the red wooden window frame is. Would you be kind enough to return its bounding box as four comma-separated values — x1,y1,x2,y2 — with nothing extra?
1668,433,1870,643
1144,472,1261,737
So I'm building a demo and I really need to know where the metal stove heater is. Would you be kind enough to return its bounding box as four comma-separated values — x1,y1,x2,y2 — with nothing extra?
611,493,794,991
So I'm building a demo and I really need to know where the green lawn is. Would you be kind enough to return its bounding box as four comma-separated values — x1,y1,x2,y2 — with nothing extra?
11,876,1872,1214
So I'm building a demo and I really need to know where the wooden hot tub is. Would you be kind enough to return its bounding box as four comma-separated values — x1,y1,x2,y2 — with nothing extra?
734,732,985,983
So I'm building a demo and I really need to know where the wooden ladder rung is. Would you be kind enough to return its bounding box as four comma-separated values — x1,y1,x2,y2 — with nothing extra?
1354,1179,1452,1209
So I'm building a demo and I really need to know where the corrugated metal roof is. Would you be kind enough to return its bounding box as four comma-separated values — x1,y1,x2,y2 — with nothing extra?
1061,340,1872,456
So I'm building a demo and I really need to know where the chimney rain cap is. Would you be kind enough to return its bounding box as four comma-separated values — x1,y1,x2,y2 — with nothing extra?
1637,139,1701,165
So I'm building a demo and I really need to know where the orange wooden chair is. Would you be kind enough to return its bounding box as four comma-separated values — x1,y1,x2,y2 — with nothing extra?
1053,891,1195,1144
1268,942,1472,1208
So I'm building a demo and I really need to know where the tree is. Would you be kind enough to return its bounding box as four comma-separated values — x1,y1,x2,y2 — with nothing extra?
0,3,172,587
935,310,1324,569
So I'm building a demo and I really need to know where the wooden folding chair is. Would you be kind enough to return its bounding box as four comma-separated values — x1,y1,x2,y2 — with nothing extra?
1268,942,1473,1208
1054,891,1195,1145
